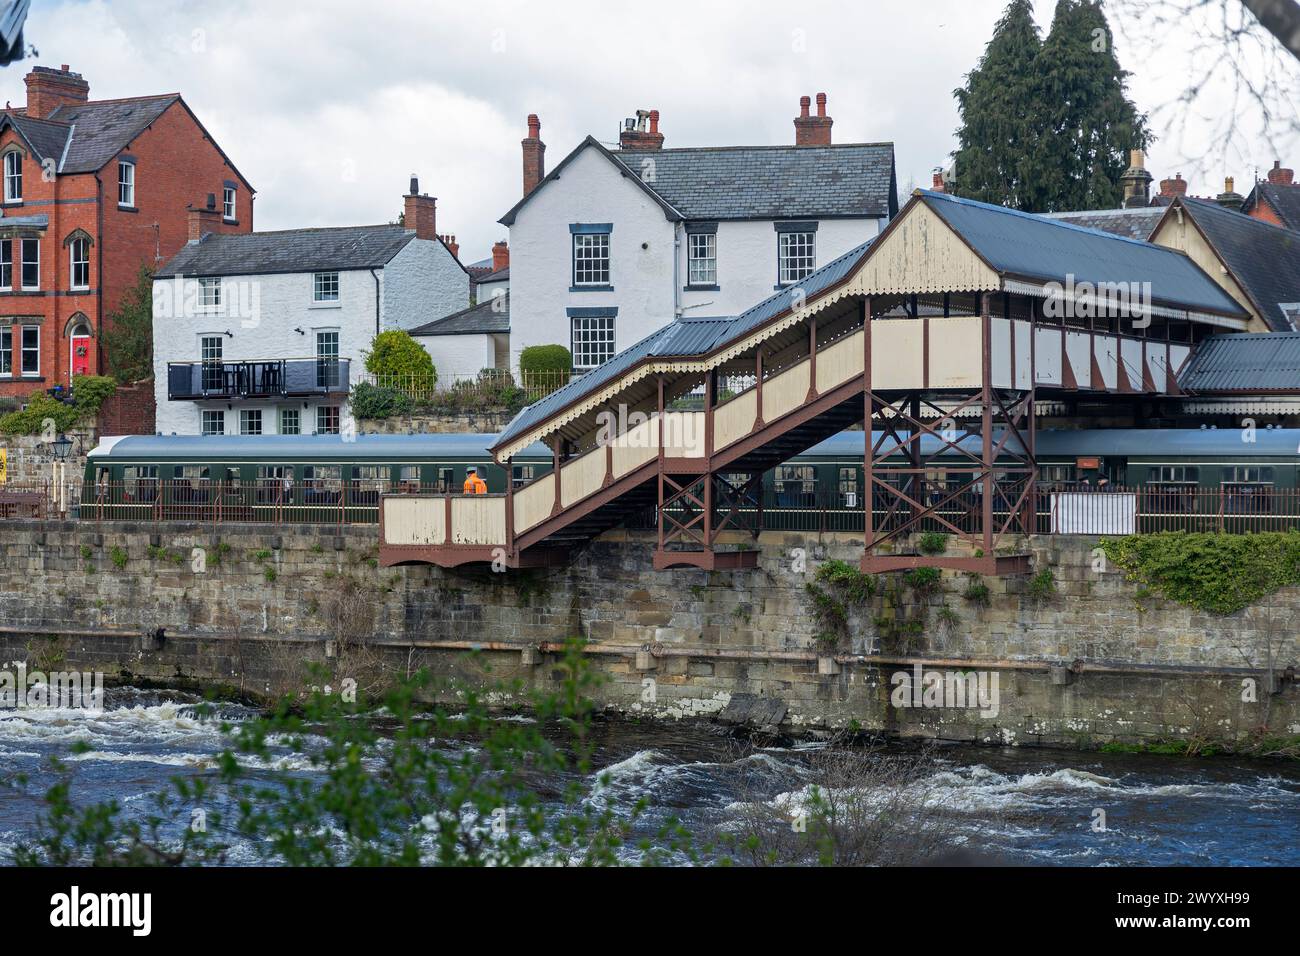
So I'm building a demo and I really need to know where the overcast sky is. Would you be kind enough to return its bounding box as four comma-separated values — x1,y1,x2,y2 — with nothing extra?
4,0,1296,264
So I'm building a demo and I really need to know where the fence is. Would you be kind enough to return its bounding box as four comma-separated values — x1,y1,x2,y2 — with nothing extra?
355,369,569,407
6,479,1300,537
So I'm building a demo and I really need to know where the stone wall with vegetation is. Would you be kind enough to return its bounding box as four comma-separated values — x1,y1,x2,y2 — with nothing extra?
357,408,516,435
0,521,1295,754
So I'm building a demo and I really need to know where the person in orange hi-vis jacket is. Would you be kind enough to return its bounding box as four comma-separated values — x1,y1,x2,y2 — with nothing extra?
463,467,488,495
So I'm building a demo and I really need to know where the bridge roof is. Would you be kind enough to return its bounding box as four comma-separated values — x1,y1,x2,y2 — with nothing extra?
89,433,552,460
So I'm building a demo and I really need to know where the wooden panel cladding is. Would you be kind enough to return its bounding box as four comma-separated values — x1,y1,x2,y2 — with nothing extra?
661,411,706,458
514,474,555,533
924,316,981,389
383,496,445,546
561,446,608,508
815,330,865,394
871,320,926,389
714,390,757,451
849,201,1000,296
764,362,811,421
451,496,507,546
613,416,659,477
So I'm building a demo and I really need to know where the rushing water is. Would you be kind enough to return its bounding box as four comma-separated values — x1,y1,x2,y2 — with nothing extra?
1,686,1297,866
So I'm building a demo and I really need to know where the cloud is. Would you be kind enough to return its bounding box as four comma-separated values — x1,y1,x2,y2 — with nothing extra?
2,0,1295,263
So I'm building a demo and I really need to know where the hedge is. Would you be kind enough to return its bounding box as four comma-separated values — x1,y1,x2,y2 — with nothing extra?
519,345,571,381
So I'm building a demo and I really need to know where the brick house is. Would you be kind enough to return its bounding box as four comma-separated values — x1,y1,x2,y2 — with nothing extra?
1244,160,1300,231
0,64,252,398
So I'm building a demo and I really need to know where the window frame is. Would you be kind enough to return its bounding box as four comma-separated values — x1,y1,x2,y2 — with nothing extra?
3,150,22,203
239,408,263,436
313,271,340,303
316,405,341,435
20,238,39,290
69,237,90,290
570,314,615,371
198,277,222,312
0,325,10,376
777,230,816,286
571,230,611,288
19,324,38,376
200,409,225,436
222,186,237,221
687,232,717,287
279,407,300,436
118,161,136,208
0,239,11,291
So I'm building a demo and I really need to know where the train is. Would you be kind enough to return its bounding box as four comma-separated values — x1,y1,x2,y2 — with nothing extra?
78,428,1300,530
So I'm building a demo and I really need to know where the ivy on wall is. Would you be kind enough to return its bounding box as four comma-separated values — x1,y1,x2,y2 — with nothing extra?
1100,532,1300,615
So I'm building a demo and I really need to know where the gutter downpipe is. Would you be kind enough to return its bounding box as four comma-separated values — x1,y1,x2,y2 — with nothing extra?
370,268,381,335
672,221,682,320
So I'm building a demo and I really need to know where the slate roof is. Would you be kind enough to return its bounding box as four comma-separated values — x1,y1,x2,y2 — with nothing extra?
1166,197,1300,332
802,427,1300,458
475,266,509,284
155,225,417,278
1247,182,1300,230
1042,207,1164,241
1177,331,1300,393
923,190,1248,318
500,136,898,225
3,95,178,173
409,292,509,337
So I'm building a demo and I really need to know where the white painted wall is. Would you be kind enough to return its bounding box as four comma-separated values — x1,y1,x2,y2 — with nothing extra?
508,145,676,371
507,142,887,372
415,333,495,381
385,237,471,332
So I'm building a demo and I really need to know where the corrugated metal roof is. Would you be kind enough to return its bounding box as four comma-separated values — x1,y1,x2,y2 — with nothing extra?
90,433,551,460
923,191,1248,317
494,236,878,448
1178,331,1300,393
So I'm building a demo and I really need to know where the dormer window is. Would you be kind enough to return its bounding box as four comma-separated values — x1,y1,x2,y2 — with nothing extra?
4,151,22,203
223,185,237,221
118,161,135,208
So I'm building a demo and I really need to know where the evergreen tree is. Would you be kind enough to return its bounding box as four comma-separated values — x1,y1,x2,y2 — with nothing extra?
1035,0,1149,212
952,0,1046,211
952,0,1148,212
100,264,155,385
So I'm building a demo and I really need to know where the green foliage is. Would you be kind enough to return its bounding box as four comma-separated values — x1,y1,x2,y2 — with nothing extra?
80,545,93,560
951,0,1148,212
936,605,961,628
519,344,572,380
0,394,82,436
962,576,992,608
101,264,155,384
350,382,413,420
109,546,128,570
814,559,877,604
72,375,117,417
1027,568,1057,600
11,640,692,866
805,583,848,632
264,566,277,584
1100,532,1300,615
918,532,949,556
365,330,437,384
903,566,942,596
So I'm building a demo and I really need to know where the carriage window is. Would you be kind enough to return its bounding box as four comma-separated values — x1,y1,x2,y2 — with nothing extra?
775,465,816,494
438,468,455,492
511,464,535,488
1040,464,1075,484
123,465,158,499
838,468,858,505
256,466,294,503
175,466,210,485
1225,467,1272,484
399,465,422,492
1150,466,1198,484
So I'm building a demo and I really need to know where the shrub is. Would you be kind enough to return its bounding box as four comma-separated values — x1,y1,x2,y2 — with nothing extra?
918,532,949,556
1027,569,1057,600
351,382,413,420
71,375,117,417
903,566,943,596
814,559,876,604
365,330,436,384
519,345,572,381
0,394,82,436
962,577,992,607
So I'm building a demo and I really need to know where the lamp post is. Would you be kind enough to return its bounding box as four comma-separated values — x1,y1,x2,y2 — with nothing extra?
51,433,72,515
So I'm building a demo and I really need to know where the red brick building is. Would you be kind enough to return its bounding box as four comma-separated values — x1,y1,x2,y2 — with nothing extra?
1243,160,1300,231
0,64,253,398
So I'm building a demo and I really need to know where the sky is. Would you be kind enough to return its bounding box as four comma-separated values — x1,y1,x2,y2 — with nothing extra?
3,0,1296,265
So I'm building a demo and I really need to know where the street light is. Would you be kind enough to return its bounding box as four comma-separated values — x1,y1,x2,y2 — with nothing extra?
49,433,73,516
51,433,72,461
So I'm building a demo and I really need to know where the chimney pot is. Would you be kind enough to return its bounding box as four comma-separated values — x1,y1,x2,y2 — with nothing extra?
1120,149,1153,208
799,95,811,118
492,240,510,273
1267,159,1295,186
619,108,665,151
794,93,833,146
816,93,827,118
403,180,437,240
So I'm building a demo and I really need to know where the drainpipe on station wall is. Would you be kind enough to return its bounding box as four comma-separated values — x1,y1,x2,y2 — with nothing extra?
370,268,381,335
672,221,682,319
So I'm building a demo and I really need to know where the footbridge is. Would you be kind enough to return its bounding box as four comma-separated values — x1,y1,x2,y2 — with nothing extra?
380,190,1249,575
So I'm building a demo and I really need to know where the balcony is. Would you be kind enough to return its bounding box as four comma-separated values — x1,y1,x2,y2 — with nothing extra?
167,358,351,401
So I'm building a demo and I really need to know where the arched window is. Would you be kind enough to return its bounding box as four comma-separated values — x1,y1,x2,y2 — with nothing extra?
3,150,22,203
70,236,90,289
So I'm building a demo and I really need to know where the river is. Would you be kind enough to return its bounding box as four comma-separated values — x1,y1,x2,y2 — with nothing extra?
1,686,1296,866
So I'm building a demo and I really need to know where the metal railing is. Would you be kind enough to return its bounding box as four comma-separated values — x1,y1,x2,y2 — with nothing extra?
354,369,570,406
6,479,1300,537
168,358,351,401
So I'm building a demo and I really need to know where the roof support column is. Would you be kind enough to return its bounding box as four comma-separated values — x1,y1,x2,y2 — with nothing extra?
862,296,874,553
754,347,765,429
806,316,819,401
505,456,515,558
550,437,562,517
981,292,995,557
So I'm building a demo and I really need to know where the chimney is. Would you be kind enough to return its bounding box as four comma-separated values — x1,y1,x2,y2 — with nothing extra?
187,204,222,243
794,93,833,147
403,174,437,241
1158,172,1188,200
522,114,546,197
1216,176,1245,212
1120,149,1153,208
439,234,459,259
619,109,665,151
931,170,947,193
23,65,90,120
1267,160,1295,186
492,240,509,273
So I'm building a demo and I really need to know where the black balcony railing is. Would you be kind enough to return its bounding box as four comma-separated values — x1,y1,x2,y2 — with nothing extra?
168,358,351,401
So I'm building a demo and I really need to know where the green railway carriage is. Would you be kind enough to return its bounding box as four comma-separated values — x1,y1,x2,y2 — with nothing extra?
81,428,1300,530
82,434,554,524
